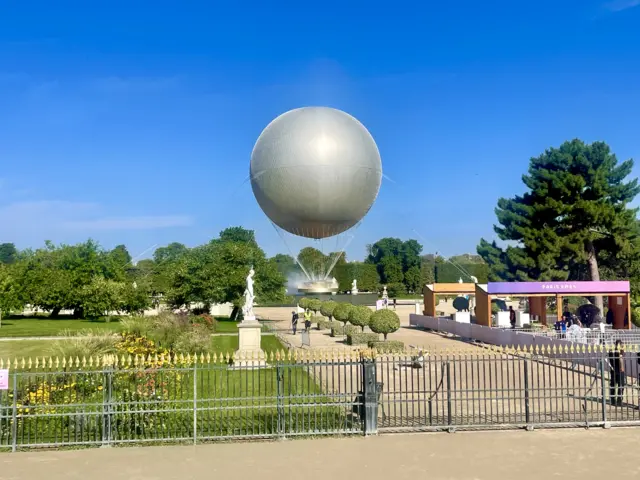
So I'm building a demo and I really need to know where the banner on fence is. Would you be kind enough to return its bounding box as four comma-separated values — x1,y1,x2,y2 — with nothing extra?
0,369,8,390
376,300,384,310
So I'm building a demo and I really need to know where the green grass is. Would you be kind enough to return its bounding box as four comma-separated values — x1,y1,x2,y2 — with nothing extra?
0,334,286,360
0,317,123,338
213,317,239,333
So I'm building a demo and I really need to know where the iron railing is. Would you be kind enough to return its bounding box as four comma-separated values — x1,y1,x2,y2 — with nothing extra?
1,347,639,451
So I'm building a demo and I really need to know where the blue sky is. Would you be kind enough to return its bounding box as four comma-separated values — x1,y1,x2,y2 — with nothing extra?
1,0,640,262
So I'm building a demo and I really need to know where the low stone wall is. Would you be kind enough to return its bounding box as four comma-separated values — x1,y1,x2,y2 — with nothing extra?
410,313,639,378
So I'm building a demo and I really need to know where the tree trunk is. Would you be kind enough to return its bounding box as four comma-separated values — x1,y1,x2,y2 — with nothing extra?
586,240,604,317
50,307,61,318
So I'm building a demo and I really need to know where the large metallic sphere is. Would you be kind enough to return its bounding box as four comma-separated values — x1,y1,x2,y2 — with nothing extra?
250,107,382,239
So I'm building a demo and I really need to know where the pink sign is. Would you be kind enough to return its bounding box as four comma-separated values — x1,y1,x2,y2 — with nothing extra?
0,369,8,390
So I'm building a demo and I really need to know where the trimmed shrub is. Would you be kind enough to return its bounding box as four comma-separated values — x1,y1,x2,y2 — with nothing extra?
348,305,372,332
333,303,353,325
346,333,379,346
316,318,331,330
320,300,338,321
369,309,401,340
309,299,322,314
368,340,405,353
491,302,500,315
299,297,311,310
330,324,358,337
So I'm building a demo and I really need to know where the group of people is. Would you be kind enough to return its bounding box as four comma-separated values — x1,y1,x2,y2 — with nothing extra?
290,308,312,335
553,312,583,333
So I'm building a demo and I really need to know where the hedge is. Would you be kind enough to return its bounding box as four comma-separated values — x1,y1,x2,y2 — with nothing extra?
368,340,405,353
346,333,379,346
330,324,358,337
316,318,331,330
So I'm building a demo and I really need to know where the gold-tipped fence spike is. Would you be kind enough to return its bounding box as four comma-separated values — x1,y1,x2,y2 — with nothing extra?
28,357,33,369
205,352,210,363
212,352,218,364
269,351,275,363
62,357,67,368
186,353,192,364
200,353,205,364
0,359,4,369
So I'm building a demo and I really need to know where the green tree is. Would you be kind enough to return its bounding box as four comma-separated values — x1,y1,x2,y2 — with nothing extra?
369,309,401,340
404,265,422,292
332,303,353,325
320,300,337,321
0,264,23,326
0,243,18,264
165,228,285,310
271,254,300,276
348,305,372,331
333,262,379,292
366,237,422,291
297,247,329,279
478,140,640,313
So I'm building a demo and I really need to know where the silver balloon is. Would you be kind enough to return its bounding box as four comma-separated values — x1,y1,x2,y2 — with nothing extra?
250,107,382,239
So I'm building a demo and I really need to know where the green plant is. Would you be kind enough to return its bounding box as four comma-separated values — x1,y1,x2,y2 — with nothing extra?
491,302,500,315
309,298,322,313
298,297,311,310
346,332,379,345
120,316,151,337
332,303,353,325
48,330,118,358
348,305,372,332
632,307,640,328
316,318,331,330
320,300,337,321
174,325,212,354
369,309,401,340
368,340,405,353
330,324,357,337
191,313,217,331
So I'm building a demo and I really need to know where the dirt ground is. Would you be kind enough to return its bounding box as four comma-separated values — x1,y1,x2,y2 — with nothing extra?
2,429,639,480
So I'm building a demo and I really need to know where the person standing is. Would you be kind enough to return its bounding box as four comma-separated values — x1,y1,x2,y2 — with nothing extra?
509,305,516,329
303,308,312,332
393,298,397,310
609,339,626,406
291,310,299,335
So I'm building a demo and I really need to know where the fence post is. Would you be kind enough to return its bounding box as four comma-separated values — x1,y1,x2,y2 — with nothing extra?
11,373,17,453
446,361,452,426
193,361,197,445
363,359,378,435
523,358,531,427
599,358,607,426
276,363,285,438
102,366,113,447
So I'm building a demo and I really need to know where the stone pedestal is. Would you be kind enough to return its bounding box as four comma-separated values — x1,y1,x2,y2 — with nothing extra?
453,311,471,323
234,320,267,368
516,311,530,328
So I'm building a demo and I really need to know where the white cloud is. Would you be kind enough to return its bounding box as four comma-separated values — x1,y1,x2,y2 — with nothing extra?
0,200,193,244
604,0,640,11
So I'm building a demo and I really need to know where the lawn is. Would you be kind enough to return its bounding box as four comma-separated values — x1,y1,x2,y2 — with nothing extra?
0,317,123,338
0,334,285,360
0,316,252,338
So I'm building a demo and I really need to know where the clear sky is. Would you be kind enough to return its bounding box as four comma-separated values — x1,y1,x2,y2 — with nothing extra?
1,0,640,262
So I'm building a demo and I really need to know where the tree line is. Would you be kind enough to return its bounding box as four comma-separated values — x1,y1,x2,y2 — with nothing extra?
0,227,286,319
476,139,640,316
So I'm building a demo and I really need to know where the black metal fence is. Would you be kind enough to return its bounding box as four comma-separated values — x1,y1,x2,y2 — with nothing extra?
1,346,639,451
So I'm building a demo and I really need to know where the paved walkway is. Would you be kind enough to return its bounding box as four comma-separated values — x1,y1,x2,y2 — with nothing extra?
256,305,471,351
2,429,639,479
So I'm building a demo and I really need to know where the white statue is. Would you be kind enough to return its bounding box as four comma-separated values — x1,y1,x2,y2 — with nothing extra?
242,267,256,321
458,277,463,283
351,278,358,294
382,285,388,299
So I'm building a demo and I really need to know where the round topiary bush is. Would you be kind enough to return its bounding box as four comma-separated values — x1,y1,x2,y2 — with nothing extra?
320,300,338,321
299,297,311,310
348,305,372,332
332,303,353,325
369,309,401,340
309,298,322,314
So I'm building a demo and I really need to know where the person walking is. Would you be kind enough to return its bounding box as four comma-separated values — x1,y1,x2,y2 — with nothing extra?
291,310,299,335
609,339,626,406
509,305,516,329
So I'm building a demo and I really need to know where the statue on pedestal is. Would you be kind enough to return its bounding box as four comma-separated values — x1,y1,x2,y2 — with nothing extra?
242,267,256,321
351,278,358,295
